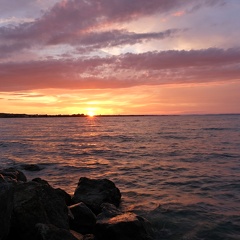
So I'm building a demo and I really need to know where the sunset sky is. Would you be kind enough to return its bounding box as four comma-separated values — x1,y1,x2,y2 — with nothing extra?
0,0,240,115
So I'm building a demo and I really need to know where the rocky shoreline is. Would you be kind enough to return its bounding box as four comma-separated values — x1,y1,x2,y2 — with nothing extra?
0,167,153,240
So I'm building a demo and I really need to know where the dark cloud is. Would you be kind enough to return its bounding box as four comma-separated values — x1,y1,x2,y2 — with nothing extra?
118,48,240,69
0,42,29,58
0,0,224,56
59,28,183,53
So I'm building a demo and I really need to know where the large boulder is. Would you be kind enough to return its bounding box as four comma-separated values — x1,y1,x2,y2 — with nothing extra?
35,223,79,240
8,180,69,240
0,179,14,240
69,202,96,234
95,212,153,240
32,177,51,186
72,177,121,214
0,168,27,182
32,178,72,206
54,188,72,206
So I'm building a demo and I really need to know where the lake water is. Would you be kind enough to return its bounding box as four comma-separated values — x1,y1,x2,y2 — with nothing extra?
0,115,240,239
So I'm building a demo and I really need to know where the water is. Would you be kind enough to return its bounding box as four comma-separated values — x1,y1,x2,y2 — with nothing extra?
1,115,240,239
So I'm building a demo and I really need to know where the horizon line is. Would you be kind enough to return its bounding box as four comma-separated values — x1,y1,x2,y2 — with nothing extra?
0,112,239,118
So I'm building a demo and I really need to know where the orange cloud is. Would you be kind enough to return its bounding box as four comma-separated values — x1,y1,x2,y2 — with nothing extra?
172,11,185,17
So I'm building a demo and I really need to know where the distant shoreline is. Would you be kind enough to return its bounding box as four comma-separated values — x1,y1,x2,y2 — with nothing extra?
0,113,239,118
0,113,171,118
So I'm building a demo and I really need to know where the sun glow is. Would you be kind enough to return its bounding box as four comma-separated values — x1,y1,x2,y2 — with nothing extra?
87,111,95,117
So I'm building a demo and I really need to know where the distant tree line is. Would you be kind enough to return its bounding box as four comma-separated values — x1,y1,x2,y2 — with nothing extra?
0,113,86,118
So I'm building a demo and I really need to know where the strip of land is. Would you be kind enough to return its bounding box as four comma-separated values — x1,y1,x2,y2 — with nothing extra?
0,113,161,118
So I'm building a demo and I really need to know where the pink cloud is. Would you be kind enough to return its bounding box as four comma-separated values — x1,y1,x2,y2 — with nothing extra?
0,48,239,91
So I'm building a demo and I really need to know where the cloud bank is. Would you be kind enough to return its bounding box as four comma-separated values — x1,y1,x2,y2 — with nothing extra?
1,0,239,95
0,0,226,56
1,48,239,91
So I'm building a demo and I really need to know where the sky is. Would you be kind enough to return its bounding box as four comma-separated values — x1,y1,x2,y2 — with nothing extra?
0,0,240,115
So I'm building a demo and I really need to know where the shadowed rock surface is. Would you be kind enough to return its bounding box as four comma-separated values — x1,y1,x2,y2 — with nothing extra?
97,203,123,220
0,168,153,240
0,168,27,182
8,180,69,240
72,177,121,214
95,212,153,240
32,178,72,206
36,223,78,240
0,180,14,240
69,202,96,234
55,187,72,206
82,234,96,240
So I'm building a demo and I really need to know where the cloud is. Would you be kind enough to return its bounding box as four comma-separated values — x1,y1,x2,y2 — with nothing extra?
0,42,29,58
0,0,57,17
65,28,183,53
0,0,35,14
118,48,240,69
0,0,225,57
0,48,239,91
186,0,226,13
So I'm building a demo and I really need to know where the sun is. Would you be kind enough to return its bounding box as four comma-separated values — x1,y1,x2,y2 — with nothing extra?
87,111,95,117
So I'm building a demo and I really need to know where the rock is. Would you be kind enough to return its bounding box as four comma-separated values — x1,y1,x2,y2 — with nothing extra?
72,177,121,214
21,163,42,171
32,177,50,186
0,174,7,182
82,234,96,240
8,180,69,240
55,188,72,206
0,181,14,240
32,178,72,206
69,202,96,234
70,230,84,240
97,203,123,220
36,223,79,240
95,212,153,240
0,167,27,182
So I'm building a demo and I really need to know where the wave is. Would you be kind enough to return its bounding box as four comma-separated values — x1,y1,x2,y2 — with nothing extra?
201,127,237,131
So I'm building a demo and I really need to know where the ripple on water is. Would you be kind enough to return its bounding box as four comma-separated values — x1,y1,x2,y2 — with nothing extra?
1,115,240,240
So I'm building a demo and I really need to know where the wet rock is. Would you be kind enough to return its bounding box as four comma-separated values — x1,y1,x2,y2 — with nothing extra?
0,167,27,182
72,177,121,214
0,173,12,183
32,177,50,186
36,223,78,240
69,202,96,234
95,212,153,240
97,203,123,220
70,230,84,240
21,163,42,171
8,180,69,240
32,178,72,206
0,181,14,240
82,234,96,240
1,170,152,240
55,188,72,206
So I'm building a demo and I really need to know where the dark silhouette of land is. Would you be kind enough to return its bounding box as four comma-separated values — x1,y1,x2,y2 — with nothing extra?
0,113,238,118
0,113,86,118
0,113,163,118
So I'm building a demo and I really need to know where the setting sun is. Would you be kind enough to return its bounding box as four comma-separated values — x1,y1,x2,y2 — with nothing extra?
87,111,95,117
